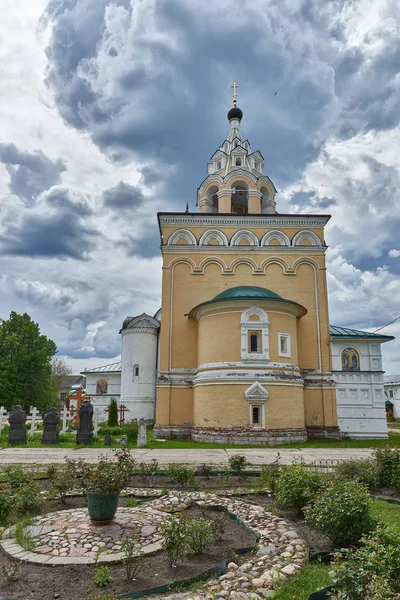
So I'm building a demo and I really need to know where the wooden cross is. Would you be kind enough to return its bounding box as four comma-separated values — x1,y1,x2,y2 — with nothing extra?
231,82,238,106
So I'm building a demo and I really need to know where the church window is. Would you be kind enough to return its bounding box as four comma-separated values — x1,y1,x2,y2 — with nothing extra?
60,392,67,401
255,161,260,171
251,406,262,426
217,161,222,170
389,390,394,398
249,333,261,353
278,333,291,358
96,379,108,395
133,365,139,377
341,347,360,371
235,157,242,166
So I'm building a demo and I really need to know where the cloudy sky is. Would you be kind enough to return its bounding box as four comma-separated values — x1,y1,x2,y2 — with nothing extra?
1,0,400,374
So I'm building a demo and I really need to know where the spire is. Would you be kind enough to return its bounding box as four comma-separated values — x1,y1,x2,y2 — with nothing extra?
227,81,243,128
185,202,189,213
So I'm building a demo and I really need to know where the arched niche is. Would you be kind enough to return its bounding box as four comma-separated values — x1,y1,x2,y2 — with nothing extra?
199,229,228,246
167,229,197,245
261,230,290,246
96,379,108,395
230,230,259,246
341,347,360,371
292,230,321,246
231,180,249,215
207,185,219,214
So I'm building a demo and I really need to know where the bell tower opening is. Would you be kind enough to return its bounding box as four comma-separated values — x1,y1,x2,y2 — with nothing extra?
231,181,249,215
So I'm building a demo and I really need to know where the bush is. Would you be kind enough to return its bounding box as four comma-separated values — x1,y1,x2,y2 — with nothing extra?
5,465,29,490
276,463,324,512
1,561,21,583
124,420,138,442
196,463,212,478
330,525,400,600
374,445,400,488
98,426,123,437
186,518,217,554
167,463,196,487
228,454,248,475
335,459,379,490
304,478,375,545
0,489,14,525
159,515,189,566
107,398,118,427
121,533,144,580
49,465,76,504
135,459,158,483
386,408,395,422
259,455,281,492
93,565,112,587
14,481,44,516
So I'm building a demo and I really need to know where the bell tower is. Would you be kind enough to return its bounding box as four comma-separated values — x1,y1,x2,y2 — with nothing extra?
154,86,339,445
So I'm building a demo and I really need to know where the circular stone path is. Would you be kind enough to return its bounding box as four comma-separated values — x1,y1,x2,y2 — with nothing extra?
1,506,167,565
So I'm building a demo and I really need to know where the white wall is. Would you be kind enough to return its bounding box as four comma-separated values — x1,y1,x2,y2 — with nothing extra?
120,328,158,421
385,383,400,418
331,339,388,439
85,373,121,422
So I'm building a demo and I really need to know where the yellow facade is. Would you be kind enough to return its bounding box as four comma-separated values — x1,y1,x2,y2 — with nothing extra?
154,103,339,445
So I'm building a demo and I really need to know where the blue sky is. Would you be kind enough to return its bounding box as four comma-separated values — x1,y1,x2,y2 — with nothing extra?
1,0,399,373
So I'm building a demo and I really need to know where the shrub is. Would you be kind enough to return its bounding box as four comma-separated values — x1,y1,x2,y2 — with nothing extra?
124,420,138,442
186,518,216,554
304,478,375,545
98,426,123,437
107,398,118,427
45,463,58,479
93,565,112,587
159,515,189,566
0,489,14,525
329,525,400,600
14,481,44,516
386,408,395,422
49,465,76,504
121,533,144,580
259,456,281,492
196,463,212,478
335,459,379,490
1,561,21,582
134,459,158,483
276,463,324,512
167,464,196,487
5,465,29,490
374,445,400,488
228,454,248,475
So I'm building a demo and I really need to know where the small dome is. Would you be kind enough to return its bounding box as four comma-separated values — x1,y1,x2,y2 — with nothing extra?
227,106,243,121
121,313,160,331
213,286,283,301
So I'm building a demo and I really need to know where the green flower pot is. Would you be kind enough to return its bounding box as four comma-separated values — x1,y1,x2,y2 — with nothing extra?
87,492,120,523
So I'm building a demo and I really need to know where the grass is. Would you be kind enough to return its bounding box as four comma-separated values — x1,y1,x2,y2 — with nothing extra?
270,563,333,599
14,516,34,551
0,428,399,450
371,498,400,529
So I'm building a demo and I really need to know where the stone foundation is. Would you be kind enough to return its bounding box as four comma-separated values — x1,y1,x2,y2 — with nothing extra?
154,424,307,446
306,425,342,440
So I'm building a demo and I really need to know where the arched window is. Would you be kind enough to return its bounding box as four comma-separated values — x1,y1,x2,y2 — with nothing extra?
235,157,242,166
96,379,108,395
216,161,222,170
133,365,139,377
249,333,261,353
341,348,360,371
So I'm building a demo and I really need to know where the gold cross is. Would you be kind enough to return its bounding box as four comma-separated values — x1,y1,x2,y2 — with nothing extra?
231,82,238,106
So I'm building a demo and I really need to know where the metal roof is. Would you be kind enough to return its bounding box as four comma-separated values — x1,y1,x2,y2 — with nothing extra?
384,374,400,384
82,361,121,374
330,325,394,341
213,286,284,301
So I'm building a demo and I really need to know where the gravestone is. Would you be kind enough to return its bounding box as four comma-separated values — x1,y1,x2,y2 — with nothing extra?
104,434,112,446
42,407,59,444
76,400,93,446
137,418,148,448
8,405,27,445
120,435,127,447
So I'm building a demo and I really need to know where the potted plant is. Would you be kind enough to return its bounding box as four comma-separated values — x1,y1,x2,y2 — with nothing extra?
82,449,135,523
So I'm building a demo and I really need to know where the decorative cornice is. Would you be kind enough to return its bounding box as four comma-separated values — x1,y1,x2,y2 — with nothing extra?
159,214,330,229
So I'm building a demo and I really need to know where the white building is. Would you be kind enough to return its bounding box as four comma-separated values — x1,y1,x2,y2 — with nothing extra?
384,374,400,418
331,326,394,439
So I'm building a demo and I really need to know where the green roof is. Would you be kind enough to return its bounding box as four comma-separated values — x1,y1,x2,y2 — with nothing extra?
188,286,307,318
330,325,394,341
213,286,284,301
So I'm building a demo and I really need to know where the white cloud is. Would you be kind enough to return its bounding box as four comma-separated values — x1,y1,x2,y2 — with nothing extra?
389,249,400,258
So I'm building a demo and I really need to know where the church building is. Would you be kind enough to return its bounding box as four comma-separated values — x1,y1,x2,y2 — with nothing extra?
82,91,393,443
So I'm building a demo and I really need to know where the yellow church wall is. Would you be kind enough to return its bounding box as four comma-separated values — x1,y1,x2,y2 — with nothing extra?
161,225,326,246
303,386,338,429
155,387,171,424
193,384,305,429
155,386,194,425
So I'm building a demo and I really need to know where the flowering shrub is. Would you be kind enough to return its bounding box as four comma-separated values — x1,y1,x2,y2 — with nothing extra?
335,459,379,490
276,463,324,512
373,445,400,488
159,515,188,566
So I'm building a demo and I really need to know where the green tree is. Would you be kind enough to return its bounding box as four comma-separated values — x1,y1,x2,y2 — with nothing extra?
0,312,57,412
108,398,118,426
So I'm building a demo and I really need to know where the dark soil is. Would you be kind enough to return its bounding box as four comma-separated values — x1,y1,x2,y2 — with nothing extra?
0,505,256,600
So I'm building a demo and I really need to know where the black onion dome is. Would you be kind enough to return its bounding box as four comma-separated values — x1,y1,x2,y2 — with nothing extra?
227,106,243,121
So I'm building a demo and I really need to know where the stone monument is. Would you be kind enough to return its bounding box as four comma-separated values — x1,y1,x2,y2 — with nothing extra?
137,418,148,448
104,434,111,446
76,400,93,446
8,405,27,445
42,407,59,444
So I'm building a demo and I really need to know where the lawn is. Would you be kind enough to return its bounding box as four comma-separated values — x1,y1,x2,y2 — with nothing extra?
270,564,333,600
